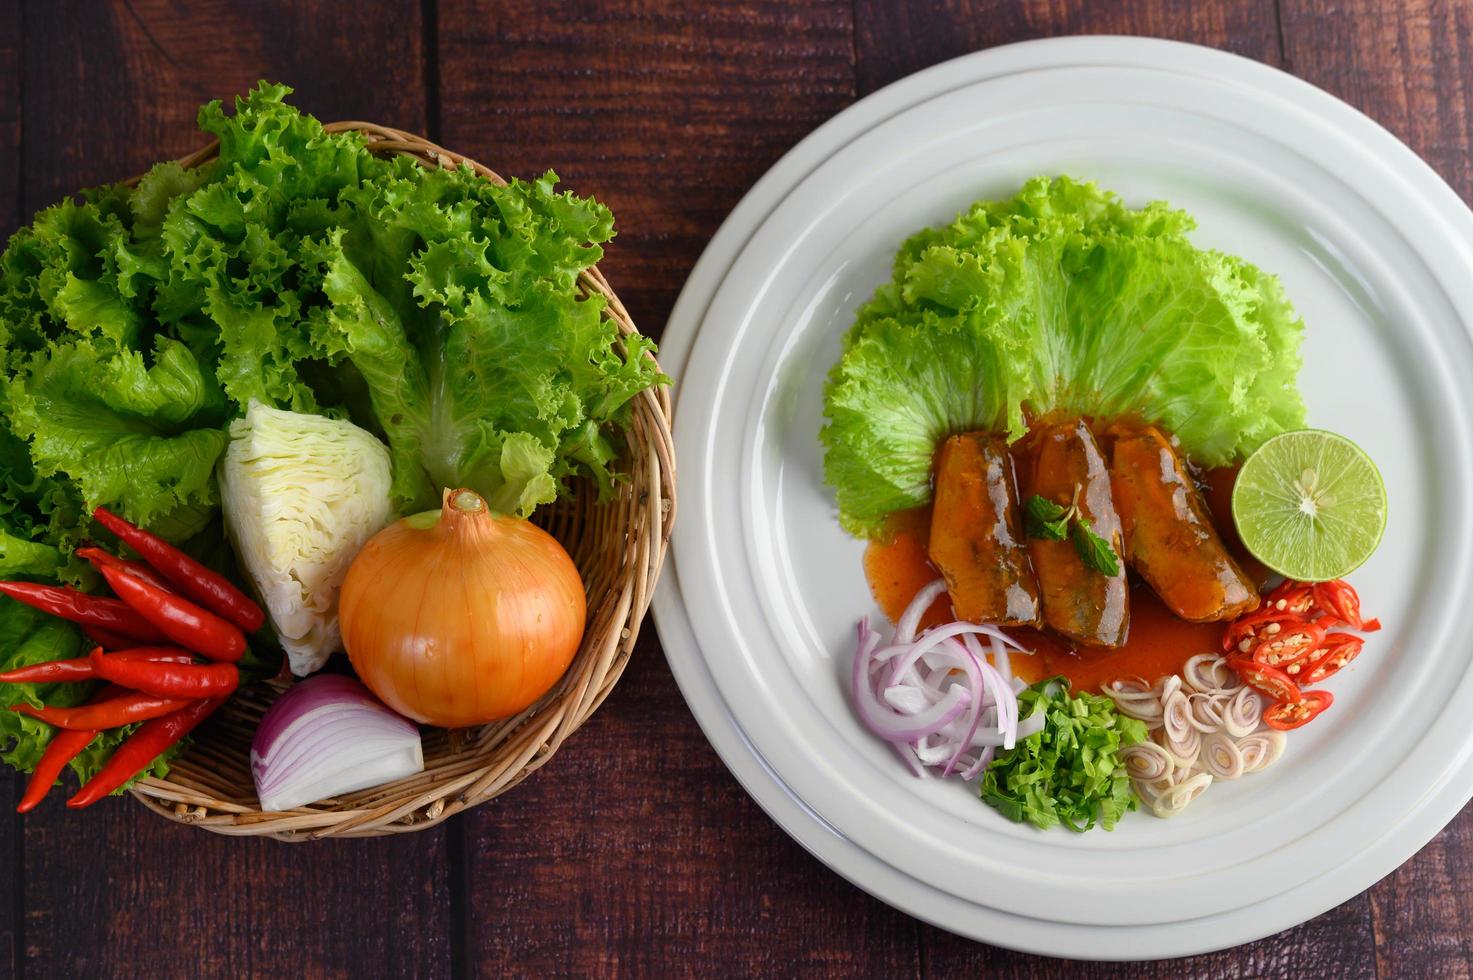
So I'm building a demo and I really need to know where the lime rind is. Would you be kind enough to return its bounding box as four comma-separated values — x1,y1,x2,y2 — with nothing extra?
1231,429,1387,582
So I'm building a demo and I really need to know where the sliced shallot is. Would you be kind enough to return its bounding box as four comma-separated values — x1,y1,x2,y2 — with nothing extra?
851,581,1031,781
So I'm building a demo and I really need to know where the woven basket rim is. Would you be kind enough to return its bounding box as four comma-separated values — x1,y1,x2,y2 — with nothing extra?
122,121,677,840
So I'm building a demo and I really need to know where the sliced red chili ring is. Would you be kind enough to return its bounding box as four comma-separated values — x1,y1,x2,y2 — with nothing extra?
1263,690,1333,731
1301,633,1365,684
1262,580,1318,617
1226,658,1302,703
1312,579,1380,632
1224,610,1309,655
1252,621,1327,670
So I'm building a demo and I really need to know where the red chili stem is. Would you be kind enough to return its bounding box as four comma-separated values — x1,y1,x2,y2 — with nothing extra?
0,646,197,684
97,565,245,663
67,695,227,808
10,691,191,730
0,582,167,643
89,650,238,699
92,507,264,633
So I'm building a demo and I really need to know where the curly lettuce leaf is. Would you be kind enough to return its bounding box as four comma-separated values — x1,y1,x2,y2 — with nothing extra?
822,176,1306,537
5,336,228,533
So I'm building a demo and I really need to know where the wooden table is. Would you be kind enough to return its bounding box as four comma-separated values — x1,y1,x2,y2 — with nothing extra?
1,1,1468,976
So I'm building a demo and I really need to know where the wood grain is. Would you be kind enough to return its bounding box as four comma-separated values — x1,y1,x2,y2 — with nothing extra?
1281,0,1473,203
436,0,855,339
20,0,426,216
1370,809,1473,979
853,0,1284,96
21,796,452,979
456,636,921,978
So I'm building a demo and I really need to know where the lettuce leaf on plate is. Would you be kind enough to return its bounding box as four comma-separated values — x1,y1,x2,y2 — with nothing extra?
821,176,1306,537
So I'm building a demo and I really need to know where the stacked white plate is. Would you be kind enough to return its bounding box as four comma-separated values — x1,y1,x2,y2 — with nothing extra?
651,36,1473,959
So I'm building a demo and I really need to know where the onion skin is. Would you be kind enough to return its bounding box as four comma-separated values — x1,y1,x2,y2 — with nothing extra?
340,488,587,727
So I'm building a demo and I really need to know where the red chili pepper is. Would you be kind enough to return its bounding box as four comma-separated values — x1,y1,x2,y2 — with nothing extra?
0,646,196,684
76,547,174,593
92,507,265,633
17,728,97,813
1302,633,1365,684
0,582,167,643
67,694,228,808
1223,609,1307,655
1226,658,1302,703
14,684,127,814
96,565,245,663
1261,580,1319,618
1264,690,1334,730
9,691,190,730
1250,621,1326,671
1312,579,1381,632
81,624,137,650
89,649,238,699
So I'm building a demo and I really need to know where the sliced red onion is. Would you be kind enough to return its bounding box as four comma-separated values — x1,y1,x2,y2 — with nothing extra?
851,591,1029,782
251,674,424,812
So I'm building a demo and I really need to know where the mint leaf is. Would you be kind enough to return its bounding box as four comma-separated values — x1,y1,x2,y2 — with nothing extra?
1070,520,1121,576
1024,494,1070,541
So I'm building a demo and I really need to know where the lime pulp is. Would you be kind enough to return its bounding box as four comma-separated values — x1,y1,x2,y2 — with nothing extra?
1231,429,1387,582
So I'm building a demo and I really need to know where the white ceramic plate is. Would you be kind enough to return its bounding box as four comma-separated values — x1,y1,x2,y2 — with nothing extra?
652,37,1473,959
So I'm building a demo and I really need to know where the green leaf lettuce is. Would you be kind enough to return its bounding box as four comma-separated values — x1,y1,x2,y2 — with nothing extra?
821,176,1306,537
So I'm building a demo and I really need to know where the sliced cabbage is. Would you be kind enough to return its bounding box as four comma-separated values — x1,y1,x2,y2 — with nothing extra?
219,402,394,676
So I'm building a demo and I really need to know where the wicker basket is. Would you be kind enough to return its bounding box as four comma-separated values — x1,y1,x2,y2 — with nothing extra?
122,123,676,840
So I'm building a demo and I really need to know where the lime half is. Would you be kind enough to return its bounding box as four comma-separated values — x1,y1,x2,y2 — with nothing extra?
1232,429,1387,582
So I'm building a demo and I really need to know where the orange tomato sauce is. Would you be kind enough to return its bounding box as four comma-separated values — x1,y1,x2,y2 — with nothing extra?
864,467,1256,693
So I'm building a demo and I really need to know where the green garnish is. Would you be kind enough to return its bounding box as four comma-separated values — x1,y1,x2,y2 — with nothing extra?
981,678,1146,832
1023,494,1069,540
1069,521,1121,577
1023,488,1121,576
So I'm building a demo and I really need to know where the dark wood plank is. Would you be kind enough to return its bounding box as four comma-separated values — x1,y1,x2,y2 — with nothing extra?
21,0,426,216
15,4,449,978
1281,0,1473,204
22,796,452,979
456,636,921,978
436,0,856,341
2,3,23,974
854,0,1283,97
1278,3,1473,975
1368,807,1473,978
0,0,18,238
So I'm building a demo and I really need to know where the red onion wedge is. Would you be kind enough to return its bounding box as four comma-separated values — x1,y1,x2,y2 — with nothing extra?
852,580,1036,781
251,674,425,812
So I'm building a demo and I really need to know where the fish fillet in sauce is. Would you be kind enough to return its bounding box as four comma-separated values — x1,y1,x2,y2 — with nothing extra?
927,433,1041,626
1019,419,1130,648
1106,423,1260,622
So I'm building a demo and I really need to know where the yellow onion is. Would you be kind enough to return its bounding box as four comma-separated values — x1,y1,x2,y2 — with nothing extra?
339,488,587,727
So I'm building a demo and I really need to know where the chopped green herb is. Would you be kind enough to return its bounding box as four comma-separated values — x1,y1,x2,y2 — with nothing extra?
980,678,1146,832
